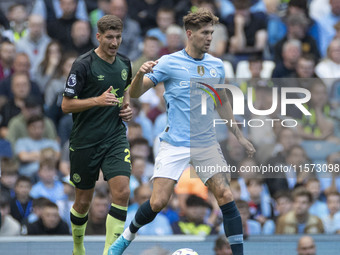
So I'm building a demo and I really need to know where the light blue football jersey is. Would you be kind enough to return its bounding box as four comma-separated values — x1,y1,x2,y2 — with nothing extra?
146,49,225,147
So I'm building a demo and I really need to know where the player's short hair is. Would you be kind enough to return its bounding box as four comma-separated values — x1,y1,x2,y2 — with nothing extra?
183,8,219,31
97,15,123,34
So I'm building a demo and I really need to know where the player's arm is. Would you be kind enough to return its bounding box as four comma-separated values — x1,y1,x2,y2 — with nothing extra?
62,86,119,113
216,89,256,157
119,88,133,122
130,61,158,98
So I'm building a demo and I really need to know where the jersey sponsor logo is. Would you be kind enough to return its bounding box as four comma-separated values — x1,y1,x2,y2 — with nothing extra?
210,68,217,77
97,75,105,81
72,173,81,183
121,69,128,80
67,74,77,87
65,88,75,94
197,66,204,76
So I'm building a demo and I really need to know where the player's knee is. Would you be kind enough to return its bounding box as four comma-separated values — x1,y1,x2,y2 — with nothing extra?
150,197,168,212
214,188,233,204
112,186,130,202
74,200,91,213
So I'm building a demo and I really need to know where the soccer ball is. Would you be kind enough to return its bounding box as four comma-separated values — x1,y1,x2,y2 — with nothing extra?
171,248,199,255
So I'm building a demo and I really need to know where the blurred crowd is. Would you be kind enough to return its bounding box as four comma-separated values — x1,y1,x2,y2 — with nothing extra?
0,0,340,242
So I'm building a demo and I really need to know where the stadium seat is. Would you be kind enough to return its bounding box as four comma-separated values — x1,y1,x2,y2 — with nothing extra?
235,60,276,79
301,140,340,163
223,61,235,79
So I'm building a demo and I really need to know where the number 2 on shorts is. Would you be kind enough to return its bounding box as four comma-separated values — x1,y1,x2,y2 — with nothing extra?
124,148,131,163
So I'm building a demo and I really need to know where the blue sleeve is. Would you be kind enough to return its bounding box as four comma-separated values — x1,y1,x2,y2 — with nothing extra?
145,55,169,86
75,0,89,21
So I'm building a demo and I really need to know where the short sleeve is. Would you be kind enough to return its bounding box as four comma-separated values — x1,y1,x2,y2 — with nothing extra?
63,60,87,98
145,55,169,86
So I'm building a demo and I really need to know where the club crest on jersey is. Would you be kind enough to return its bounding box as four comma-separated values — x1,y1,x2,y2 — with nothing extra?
121,69,127,81
197,66,204,76
67,74,77,87
210,68,217,77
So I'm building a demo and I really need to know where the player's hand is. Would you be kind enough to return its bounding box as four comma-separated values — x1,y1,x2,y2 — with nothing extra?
139,60,158,75
95,86,120,106
119,103,132,122
238,136,256,157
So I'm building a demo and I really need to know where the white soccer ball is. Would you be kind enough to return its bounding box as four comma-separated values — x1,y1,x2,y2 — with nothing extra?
171,248,199,255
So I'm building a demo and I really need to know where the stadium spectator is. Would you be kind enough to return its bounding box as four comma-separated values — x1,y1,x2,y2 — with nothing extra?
315,39,340,87
127,0,174,35
86,191,109,235
130,99,154,146
0,53,43,109
9,176,33,225
0,194,21,236
272,39,301,78
229,180,241,201
268,0,321,56
323,152,340,193
297,235,316,255
199,0,228,58
30,158,64,202
47,0,79,47
129,156,148,202
276,187,324,234
0,73,31,139
31,0,89,23
289,54,318,89
0,40,15,81
34,41,62,94
317,0,340,57
172,194,217,236
285,145,311,189
246,178,274,226
232,199,262,236
0,158,19,199
298,80,334,141
146,7,175,46
14,115,60,179
265,128,300,196
218,0,267,20
15,15,51,80
273,13,320,65
27,200,69,235
274,191,293,222
146,82,165,123
109,0,142,61
130,137,154,178
305,178,329,219
3,4,29,43
159,24,186,56
6,96,57,149
214,235,233,255
127,122,143,142
27,197,51,224
174,166,209,215
222,0,267,62
322,191,340,234
56,175,74,230
68,20,94,55
44,52,77,139
89,0,111,38
132,36,161,78
126,184,173,235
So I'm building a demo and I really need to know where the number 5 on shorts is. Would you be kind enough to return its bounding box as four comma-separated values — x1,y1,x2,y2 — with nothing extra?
124,148,131,163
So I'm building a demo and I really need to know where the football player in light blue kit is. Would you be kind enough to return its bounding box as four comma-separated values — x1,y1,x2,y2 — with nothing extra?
109,8,255,255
